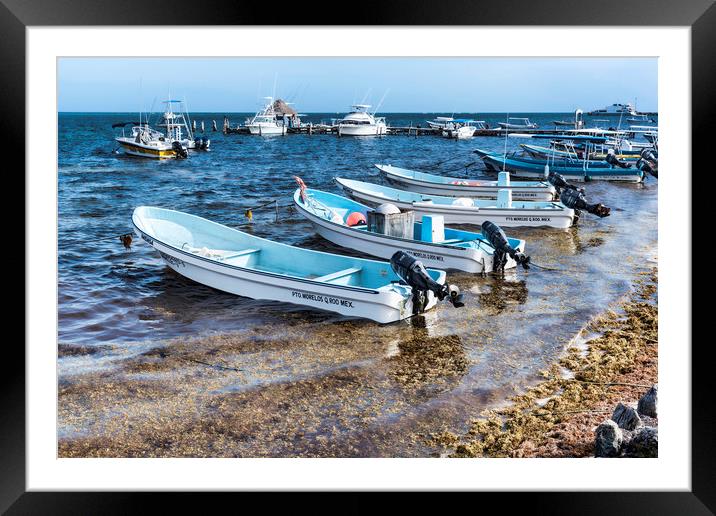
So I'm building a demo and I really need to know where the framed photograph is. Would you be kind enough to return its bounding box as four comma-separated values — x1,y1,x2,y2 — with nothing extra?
7,0,711,511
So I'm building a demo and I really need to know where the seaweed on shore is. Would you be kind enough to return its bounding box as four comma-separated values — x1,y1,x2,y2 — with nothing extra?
430,268,658,458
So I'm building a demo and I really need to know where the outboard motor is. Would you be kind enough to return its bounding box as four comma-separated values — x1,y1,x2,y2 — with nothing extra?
605,150,632,169
194,137,203,149
481,221,531,272
560,188,611,218
390,251,464,314
636,158,657,178
172,141,188,159
547,171,583,195
202,138,210,150
640,148,657,162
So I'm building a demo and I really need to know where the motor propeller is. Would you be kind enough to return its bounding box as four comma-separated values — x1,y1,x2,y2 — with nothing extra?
390,251,464,314
481,220,531,271
559,188,611,218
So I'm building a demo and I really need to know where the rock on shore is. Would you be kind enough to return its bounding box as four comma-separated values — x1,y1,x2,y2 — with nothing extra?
594,385,658,458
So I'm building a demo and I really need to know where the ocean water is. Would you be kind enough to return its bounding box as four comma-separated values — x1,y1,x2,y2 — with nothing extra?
57,112,658,456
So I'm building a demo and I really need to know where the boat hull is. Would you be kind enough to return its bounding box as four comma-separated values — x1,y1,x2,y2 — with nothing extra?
336,181,574,229
132,208,443,324
477,151,644,183
337,124,386,136
376,164,555,201
247,124,287,135
294,197,521,274
116,138,177,159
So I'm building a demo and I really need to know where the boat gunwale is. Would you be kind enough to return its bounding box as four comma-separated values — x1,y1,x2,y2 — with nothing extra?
294,189,499,252
334,178,569,213
376,164,553,190
131,212,396,296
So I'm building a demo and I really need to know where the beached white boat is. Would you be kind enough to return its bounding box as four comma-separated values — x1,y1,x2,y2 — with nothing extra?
376,164,556,201
293,181,529,273
336,104,387,136
132,206,457,323
335,178,575,229
246,97,287,136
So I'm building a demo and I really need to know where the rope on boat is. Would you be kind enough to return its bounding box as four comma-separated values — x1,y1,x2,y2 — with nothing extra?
244,199,295,222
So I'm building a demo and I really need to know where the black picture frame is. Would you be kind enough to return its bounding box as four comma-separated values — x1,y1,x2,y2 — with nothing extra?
5,0,711,512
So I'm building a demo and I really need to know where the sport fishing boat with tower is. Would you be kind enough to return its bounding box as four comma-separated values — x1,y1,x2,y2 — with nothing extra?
157,99,210,151
245,97,288,136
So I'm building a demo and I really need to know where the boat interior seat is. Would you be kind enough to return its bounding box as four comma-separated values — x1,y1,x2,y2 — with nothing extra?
313,267,362,284
222,248,261,262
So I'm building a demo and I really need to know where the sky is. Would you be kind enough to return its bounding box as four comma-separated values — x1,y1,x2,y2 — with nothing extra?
58,57,657,113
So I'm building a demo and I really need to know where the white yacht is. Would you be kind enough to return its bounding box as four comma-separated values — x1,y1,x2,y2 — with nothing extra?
246,97,287,136
336,104,387,136
587,103,638,117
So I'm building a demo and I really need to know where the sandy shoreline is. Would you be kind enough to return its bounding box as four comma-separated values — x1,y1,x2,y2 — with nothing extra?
58,266,658,458
431,267,658,458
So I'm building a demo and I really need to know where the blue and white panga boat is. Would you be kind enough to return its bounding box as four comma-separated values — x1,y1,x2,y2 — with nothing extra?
375,164,556,201
335,177,575,229
132,206,451,324
293,182,527,274
474,148,645,183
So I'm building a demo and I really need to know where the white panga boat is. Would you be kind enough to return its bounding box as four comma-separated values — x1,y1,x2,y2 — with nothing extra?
132,206,461,323
336,104,387,136
375,164,556,201
498,117,538,130
246,97,287,136
292,179,529,273
335,178,575,229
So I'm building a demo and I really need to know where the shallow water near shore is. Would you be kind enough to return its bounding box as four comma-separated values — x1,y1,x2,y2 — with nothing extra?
58,112,658,457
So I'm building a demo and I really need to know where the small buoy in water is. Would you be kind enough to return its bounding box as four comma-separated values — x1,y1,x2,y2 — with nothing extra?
346,212,367,227
245,209,253,221
119,233,133,249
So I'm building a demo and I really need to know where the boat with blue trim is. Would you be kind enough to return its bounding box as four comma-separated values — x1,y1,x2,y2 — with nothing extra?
132,206,457,323
334,177,575,229
375,164,556,201
292,181,527,273
474,148,645,183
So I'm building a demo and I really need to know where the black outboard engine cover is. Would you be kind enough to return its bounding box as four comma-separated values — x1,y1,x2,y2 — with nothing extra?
202,138,210,150
636,158,657,178
171,141,188,159
605,151,632,169
640,148,657,162
547,171,583,195
390,251,464,314
560,188,611,218
481,220,531,272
